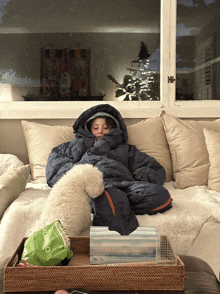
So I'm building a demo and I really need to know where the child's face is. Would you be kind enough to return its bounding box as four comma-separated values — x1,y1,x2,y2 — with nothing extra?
91,118,111,138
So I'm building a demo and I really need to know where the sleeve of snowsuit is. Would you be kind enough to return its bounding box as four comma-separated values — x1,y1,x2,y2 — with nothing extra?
128,145,166,186
46,140,86,187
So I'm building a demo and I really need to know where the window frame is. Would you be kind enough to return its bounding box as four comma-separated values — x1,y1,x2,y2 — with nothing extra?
1,0,220,119
169,0,220,118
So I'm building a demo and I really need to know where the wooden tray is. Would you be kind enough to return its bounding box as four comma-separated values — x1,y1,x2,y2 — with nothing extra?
4,236,185,293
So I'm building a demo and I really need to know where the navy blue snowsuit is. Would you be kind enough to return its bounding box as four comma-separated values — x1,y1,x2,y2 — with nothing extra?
46,104,172,235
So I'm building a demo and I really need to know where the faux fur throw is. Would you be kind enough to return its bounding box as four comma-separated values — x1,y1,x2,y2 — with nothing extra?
27,164,104,236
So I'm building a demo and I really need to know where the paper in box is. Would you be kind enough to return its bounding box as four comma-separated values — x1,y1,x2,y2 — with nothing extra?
90,226,160,265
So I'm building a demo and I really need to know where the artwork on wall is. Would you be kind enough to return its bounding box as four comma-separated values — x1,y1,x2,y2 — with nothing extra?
40,47,91,100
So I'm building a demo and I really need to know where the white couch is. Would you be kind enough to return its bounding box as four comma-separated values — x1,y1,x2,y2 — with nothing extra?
1,112,220,288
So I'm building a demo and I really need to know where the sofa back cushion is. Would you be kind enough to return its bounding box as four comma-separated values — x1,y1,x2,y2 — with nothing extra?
161,112,220,189
22,117,173,184
22,120,75,183
203,128,220,192
127,116,173,182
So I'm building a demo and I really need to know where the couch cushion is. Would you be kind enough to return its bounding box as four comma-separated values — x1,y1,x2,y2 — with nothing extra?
0,154,24,177
161,112,220,189
203,128,220,192
23,118,173,184
22,120,75,183
0,165,30,219
127,116,173,182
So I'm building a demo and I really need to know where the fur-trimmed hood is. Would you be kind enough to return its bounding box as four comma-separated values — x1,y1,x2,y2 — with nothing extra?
73,104,128,143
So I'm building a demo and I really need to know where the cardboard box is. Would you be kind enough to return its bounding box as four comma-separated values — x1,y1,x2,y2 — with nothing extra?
4,236,185,293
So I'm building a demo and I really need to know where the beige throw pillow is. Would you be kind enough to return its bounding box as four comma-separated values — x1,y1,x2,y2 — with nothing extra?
203,128,220,192
161,113,220,189
22,121,75,183
0,165,30,219
127,116,173,182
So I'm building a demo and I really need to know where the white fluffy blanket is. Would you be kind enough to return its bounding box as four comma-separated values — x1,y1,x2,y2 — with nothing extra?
138,182,220,254
1,181,220,272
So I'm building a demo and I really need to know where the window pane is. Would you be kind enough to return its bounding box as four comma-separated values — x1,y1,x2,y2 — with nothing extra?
176,0,220,100
0,0,160,102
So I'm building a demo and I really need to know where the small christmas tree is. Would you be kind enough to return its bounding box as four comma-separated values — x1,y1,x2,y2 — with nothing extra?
108,42,159,101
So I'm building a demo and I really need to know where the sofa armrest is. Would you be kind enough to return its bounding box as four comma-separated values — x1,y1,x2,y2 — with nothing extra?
180,255,220,294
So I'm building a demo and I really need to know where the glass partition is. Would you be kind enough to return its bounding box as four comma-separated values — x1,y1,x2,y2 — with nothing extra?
0,0,160,102
176,0,220,100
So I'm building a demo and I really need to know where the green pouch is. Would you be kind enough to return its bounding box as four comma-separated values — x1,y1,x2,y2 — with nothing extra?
19,220,73,266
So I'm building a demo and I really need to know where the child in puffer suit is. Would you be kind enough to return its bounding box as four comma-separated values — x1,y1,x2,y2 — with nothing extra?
46,104,172,235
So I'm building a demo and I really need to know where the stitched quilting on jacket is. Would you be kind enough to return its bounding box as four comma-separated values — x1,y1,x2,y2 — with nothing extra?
46,104,172,235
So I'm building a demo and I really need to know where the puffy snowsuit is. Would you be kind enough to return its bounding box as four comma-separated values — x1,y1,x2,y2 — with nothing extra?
46,104,172,234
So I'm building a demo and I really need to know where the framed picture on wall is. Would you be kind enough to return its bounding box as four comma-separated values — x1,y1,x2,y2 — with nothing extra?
40,47,90,101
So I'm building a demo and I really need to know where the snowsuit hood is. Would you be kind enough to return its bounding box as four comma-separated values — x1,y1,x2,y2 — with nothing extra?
73,104,128,143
